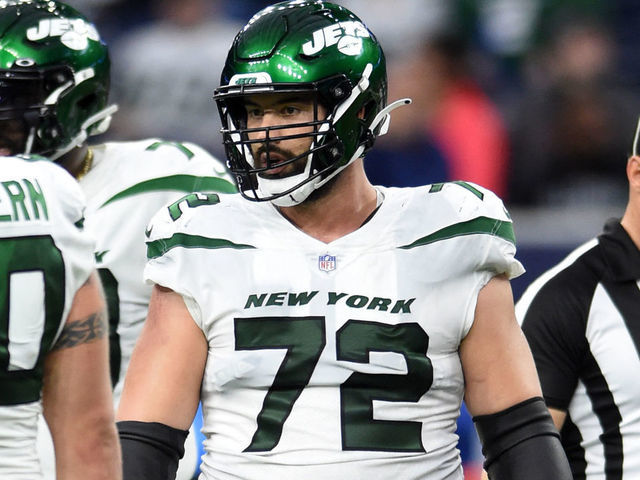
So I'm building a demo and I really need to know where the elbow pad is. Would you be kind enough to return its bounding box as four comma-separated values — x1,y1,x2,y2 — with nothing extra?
117,420,189,480
473,397,572,480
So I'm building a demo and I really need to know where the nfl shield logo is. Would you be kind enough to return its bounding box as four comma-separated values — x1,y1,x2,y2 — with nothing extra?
318,254,336,272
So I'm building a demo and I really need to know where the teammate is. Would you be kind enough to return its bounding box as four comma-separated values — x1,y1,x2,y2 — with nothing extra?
116,2,572,479
0,155,121,479
0,1,235,478
517,119,640,478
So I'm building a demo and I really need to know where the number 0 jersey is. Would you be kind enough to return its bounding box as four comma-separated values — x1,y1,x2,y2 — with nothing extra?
144,182,524,480
0,156,95,479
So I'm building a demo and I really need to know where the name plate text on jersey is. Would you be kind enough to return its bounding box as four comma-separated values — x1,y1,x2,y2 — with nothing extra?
0,178,49,222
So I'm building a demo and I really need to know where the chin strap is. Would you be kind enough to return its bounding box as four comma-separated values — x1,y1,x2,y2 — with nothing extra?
24,126,36,155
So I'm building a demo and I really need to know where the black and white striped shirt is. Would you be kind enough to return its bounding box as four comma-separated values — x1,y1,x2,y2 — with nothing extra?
516,219,640,479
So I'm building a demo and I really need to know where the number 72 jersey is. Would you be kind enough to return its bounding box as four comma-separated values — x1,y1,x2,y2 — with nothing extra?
144,182,524,480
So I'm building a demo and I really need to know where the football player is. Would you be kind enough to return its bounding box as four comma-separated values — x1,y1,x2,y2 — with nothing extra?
0,1,236,478
0,154,120,479
117,2,572,479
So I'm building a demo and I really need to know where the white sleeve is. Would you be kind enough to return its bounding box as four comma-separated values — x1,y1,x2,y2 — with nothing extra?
48,162,96,288
456,183,525,337
142,200,205,328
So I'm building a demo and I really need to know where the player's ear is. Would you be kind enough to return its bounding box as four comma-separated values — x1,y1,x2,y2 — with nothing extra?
627,155,640,190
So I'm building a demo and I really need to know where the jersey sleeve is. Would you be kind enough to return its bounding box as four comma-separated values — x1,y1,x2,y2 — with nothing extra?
476,182,524,274
436,181,524,281
439,182,525,338
516,269,590,410
46,161,96,288
142,196,204,326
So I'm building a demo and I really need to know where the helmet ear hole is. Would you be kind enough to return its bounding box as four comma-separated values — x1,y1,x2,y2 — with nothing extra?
362,99,377,122
77,93,98,110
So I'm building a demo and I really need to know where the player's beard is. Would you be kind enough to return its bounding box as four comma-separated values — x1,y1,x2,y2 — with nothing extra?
254,144,308,179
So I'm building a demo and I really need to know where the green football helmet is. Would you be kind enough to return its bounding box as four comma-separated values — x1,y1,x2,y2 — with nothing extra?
0,0,116,160
213,0,409,206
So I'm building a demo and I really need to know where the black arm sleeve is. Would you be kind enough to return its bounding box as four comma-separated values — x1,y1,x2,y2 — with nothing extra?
474,397,572,480
117,420,189,480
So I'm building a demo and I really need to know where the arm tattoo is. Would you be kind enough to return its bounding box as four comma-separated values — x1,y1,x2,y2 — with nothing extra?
52,309,107,350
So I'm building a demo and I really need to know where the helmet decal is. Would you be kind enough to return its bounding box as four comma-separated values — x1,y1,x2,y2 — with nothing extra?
301,21,370,56
229,72,273,86
26,18,100,50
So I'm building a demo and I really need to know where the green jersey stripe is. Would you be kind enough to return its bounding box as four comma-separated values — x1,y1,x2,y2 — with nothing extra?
100,175,236,208
147,233,256,259
145,141,196,159
399,216,516,250
429,181,484,200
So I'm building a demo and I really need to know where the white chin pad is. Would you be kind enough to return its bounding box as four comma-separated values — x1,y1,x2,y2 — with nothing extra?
258,170,306,199
256,149,317,206
258,168,317,207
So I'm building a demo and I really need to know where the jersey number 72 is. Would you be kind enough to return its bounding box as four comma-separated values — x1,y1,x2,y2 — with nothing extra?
235,316,433,453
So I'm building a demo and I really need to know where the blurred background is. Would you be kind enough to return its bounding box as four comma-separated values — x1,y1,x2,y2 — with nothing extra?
63,0,640,290
62,1,640,477
63,1,640,294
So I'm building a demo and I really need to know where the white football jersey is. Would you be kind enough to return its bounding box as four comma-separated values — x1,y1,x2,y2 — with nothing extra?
0,156,94,479
144,181,524,480
35,139,234,480
79,138,234,404
82,139,233,479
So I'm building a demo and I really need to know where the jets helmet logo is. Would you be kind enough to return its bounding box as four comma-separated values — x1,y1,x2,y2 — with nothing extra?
26,18,100,51
302,21,369,57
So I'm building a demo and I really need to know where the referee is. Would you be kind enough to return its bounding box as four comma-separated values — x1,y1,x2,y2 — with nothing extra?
516,120,640,478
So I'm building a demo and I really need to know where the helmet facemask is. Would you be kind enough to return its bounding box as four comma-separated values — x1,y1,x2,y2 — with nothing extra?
216,70,379,206
0,64,73,157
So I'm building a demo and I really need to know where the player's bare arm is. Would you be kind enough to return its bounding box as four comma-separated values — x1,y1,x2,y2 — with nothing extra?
42,271,121,480
116,284,208,479
117,285,207,427
461,274,541,413
51,310,106,349
51,275,107,350
460,274,571,479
